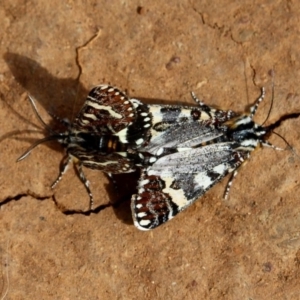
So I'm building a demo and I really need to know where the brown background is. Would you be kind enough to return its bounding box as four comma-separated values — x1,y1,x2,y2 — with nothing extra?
1,0,300,299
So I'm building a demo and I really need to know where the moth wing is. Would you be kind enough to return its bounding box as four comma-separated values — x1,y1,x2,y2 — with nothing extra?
145,102,236,154
142,120,224,155
132,143,247,230
70,148,137,173
73,85,152,146
73,85,134,133
149,101,236,129
147,143,235,174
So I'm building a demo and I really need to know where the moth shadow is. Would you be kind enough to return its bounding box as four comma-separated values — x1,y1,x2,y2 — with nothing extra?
4,52,89,154
107,171,140,226
4,52,88,120
61,171,139,227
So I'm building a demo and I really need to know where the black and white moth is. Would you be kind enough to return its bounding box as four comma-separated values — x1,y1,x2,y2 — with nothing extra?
131,88,300,230
17,85,152,209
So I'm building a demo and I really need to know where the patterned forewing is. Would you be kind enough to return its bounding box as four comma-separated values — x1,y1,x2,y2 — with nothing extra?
68,85,152,174
144,100,236,155
142,121,225,154
73,85,137,134
148,143,237,174
70,149,137,173
132,142,248,230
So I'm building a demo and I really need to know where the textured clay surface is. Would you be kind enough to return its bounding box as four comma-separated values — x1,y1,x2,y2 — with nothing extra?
1,1,300,299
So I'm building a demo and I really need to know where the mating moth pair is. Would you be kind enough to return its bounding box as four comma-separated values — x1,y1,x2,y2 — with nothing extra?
18,84,300,230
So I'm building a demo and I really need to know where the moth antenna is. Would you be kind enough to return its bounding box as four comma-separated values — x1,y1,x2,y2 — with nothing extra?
16,135,62,162
17,95,64,162
272,131,291,149
27,95,57,135
48,111,71,127
272,131,300,159
262,69,275,126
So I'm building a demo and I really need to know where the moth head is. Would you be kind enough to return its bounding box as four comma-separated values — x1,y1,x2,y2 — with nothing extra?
17,95,71,162
248,87,300,147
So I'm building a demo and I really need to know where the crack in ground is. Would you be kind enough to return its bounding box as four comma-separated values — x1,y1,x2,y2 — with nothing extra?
188,0,239,45
52,194,112,216
61,204,112,215
249,64,258,87
0,192,50,207
0,192,112,216
75,29,102,82
71,29,102,118
188,0,205,25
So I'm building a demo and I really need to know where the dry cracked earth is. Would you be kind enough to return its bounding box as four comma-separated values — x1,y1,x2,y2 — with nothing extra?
1,1,300,299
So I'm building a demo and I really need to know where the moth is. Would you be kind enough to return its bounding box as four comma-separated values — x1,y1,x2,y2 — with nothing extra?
18,85,152,209
132,88,300,230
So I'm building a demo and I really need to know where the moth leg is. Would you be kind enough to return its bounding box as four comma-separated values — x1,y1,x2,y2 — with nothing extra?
249,87,265,118
262,140,284,151
51,154,72,189
224,152,249,200
190,91,218,117
107,173,118,192
224,169,239,200
74,162,94,210
190,92,211,111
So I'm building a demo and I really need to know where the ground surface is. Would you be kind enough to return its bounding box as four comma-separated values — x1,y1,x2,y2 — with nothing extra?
1,1,300,299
